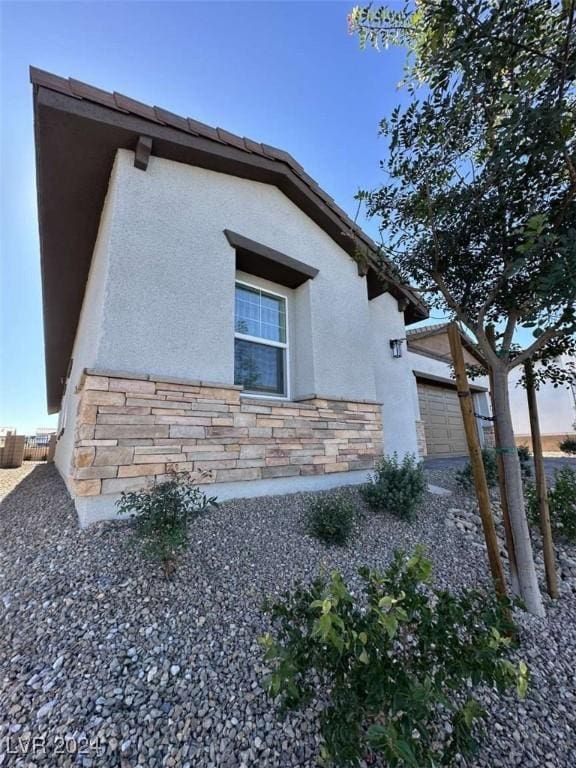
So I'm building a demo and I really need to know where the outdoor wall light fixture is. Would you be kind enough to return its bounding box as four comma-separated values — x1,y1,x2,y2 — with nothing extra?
389,338,405,358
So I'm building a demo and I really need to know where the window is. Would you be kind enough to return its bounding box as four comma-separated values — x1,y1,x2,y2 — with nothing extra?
234,282,287,396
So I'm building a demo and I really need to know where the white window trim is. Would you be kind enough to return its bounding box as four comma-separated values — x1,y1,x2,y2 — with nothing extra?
234,279,290,400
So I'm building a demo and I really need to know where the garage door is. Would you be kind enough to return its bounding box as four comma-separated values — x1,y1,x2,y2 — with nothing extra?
417,382,468,457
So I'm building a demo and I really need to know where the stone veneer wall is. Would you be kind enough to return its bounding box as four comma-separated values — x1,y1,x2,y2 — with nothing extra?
482,424,496,449
415,420,427,458
70,370,383,497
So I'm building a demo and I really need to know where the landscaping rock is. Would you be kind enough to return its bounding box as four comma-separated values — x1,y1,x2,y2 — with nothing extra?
0,463,575,766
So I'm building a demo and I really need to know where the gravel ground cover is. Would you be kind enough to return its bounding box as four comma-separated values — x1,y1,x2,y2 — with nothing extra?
0,465,37,501
1,464,575,767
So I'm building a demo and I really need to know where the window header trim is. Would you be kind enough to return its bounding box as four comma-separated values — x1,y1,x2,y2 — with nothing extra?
225,229,319,289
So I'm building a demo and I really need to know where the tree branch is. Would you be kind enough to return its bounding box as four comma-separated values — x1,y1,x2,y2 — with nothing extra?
502,310,519,355
452,0,562,66
477,259,518,329
509,325,565,370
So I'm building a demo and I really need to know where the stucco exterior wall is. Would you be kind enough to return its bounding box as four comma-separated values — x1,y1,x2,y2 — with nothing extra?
54,149,422,519
508,358,576,437
89,149,377,402
54,159,121,487
370,294,419,457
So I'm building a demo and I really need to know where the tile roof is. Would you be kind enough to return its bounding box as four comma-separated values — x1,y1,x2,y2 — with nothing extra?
406,322,451,338
31,67,429,413
29,66,408,277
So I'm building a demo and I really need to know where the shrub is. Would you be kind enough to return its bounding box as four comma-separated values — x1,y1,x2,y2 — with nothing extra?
559,437,576,456
361,453,425,520
526,466,576,542
305,493,355,546
456,448,499,490
116,470,217,577
261,547,526,767
517,445,533,480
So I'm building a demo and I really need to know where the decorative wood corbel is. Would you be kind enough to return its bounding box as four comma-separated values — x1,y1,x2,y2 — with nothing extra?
134,136,153,171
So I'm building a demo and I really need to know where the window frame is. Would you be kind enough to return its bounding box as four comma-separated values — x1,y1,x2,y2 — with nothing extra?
234,279,290,400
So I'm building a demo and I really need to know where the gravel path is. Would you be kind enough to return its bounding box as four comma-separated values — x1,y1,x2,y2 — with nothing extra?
1,464,575,767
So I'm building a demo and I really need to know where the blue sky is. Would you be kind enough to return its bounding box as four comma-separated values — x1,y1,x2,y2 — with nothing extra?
0,0,419,433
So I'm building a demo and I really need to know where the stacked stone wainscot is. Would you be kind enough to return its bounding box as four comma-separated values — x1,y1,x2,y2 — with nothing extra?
415,420,427,459
70,370,383,496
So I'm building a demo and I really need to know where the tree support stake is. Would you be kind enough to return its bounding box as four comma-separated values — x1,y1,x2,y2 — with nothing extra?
448,323,507,598
524,360,558,599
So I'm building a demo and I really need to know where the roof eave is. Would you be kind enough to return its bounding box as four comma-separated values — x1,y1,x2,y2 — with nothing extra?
32,71,427,411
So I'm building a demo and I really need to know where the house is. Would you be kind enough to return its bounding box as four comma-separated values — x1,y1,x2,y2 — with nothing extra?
407,324,576,456
406,324,493,458
31,67,430,526
508,357,576,452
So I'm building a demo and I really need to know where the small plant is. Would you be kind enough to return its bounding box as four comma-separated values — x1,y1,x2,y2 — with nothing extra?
305,493,355,546
517,445,533,480
456,448,499,490
261,547,526,767
559,437,576,456
116,470,217,577
361,453,425,520
526,466,576,543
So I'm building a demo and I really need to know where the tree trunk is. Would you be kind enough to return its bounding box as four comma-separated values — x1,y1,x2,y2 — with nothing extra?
488,369,521,596
491,366,545,617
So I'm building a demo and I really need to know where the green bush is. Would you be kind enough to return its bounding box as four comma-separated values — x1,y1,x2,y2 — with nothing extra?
559,437,576,456
526,466,576,542
361,454,425,520
456,448,499,490
116,470,217,577
306,493,355,546
517,445,533,480
261,547,526,768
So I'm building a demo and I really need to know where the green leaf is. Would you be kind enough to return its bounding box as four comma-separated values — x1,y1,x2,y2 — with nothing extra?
380,613,399,638
517,660,529,700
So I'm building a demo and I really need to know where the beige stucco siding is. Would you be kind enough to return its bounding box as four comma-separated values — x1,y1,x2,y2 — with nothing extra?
91,149,377,403
55,148,424,520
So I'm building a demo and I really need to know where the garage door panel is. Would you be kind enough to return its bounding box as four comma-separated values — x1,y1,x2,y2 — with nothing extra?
418,382,469,457
428,415,452,425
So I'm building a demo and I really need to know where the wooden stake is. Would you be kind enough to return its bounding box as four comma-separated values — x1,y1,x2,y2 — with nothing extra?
524,361,558,599
448,323,507,598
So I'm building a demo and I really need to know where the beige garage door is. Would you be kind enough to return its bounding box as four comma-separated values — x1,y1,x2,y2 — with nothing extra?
417,382,468,457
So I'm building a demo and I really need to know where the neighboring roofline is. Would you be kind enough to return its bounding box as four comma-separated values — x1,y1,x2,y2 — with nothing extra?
406,322,451,340
31,67,428,412
407,343,452,364
406,322,487,367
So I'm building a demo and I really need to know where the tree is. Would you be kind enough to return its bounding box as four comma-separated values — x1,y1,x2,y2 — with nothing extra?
349,0,576,616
